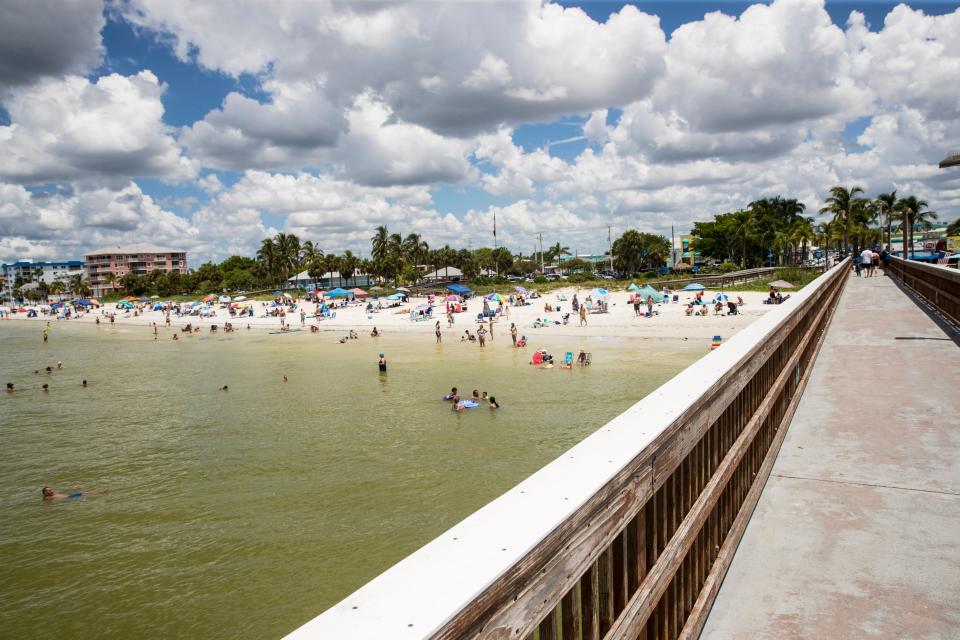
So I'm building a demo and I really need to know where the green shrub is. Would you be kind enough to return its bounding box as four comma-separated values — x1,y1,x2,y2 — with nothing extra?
718,262,740,273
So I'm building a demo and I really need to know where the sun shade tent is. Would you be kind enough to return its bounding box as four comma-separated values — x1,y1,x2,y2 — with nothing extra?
627,283,642,292
683,283,706,291
351,288,369,297
634,284,666,303
446,284,472,295
325,287,354,298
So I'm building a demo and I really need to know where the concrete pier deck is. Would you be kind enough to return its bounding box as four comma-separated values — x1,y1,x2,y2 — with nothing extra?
700,272,960,639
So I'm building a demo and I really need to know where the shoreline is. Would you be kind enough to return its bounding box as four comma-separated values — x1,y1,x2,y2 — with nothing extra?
2,286,777,343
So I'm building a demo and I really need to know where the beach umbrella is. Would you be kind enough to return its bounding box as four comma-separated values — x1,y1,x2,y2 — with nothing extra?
595,287,609,296
386,294,404,301
396,287,411,292
716,293,729,302
627,283,642,292
683,283,706,291
445,294,462,302
514,285,528,294
233,295,247,301
218,295,231,303
485,293,506,303
151,295,160,299
202,294,216,302
768,280,795,289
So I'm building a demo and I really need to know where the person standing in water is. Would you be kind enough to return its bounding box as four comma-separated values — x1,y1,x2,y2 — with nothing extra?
510,323,518,347
435,320,442,343
378,353,387,373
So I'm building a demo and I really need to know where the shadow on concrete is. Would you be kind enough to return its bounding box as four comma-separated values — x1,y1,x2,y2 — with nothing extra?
885,273,960,348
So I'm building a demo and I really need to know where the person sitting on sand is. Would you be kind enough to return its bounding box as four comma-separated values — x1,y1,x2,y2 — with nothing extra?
685,304,694,316
489,396,499,409
714,301,724,316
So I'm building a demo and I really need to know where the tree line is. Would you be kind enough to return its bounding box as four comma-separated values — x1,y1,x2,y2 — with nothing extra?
692,188,942,268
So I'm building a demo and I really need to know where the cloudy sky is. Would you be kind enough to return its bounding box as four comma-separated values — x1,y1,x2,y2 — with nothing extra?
1,0,958,264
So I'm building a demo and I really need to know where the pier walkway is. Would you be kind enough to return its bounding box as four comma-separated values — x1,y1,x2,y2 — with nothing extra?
700,272,960,639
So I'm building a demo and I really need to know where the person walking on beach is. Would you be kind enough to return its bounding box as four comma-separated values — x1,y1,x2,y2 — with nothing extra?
435,321,442,343
510,323,517,347
579,304,587,326
447,310,454,328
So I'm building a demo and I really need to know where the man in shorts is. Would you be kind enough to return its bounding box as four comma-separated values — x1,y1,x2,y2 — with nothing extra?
859,247,874,277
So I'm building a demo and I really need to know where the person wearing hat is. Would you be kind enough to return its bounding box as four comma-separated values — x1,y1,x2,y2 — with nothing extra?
378,353,387,373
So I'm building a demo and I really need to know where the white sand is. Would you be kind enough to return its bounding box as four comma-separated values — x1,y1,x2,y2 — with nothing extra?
6,287,778,344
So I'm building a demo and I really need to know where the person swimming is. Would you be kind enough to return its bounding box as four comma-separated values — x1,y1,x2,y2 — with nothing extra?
220,385,229,391
6,383,14,392
472,389,480,400
57,361,63,369
41,383,49,392
444,387,458,401
283,375,288,383
378,353,387,372
42,486,85,500
489,396,500,409
81,380,87,387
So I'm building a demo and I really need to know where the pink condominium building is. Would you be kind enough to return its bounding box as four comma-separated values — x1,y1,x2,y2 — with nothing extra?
84,243,187,296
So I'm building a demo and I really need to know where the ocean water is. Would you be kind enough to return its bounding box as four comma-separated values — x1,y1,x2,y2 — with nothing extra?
0,322,700,639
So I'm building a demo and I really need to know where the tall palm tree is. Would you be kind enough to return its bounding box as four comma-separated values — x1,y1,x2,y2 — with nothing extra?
371,225,389,281
340,250,359,286
731,209,756,268
820,186,866,256
274,233,301,281
897,196,938,259
875,191,898,249
256,238,281,286
300,240,323,267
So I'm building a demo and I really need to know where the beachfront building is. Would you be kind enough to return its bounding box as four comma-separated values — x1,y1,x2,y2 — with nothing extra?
84,244,187,297
1,259,86,301
287,270,372,290
421,267,463,283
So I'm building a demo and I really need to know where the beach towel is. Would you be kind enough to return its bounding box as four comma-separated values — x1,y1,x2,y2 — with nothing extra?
711,335,722,350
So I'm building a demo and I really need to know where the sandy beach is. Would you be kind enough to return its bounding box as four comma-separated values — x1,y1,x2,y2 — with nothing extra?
5,287,778,344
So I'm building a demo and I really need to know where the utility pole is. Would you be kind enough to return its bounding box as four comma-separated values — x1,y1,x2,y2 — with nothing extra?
493,211,498,275
607,225,614,273
538,232,545,273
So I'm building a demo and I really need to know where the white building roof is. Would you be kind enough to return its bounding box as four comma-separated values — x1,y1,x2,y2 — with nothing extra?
85,243,184,256
288,270,369,282
422,267,462,279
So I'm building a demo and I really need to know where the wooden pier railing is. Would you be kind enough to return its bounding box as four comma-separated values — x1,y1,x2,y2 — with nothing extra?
283,260,851,640
886,256,960,327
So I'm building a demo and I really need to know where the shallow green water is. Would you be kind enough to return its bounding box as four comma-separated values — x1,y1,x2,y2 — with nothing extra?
0,322,700,639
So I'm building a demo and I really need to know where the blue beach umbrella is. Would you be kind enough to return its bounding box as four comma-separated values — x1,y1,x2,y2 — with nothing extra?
683,283,706,291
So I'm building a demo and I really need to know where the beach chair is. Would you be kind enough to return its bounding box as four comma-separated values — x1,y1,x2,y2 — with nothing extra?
563,352,573,366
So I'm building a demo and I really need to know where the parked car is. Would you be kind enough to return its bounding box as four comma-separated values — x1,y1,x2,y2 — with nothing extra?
506,274,523,282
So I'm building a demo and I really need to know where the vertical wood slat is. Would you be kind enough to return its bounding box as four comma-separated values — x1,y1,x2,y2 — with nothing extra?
612,530,626,616
597,548,614,636
538,606,557,640
560,589,576,640
580,563,597,640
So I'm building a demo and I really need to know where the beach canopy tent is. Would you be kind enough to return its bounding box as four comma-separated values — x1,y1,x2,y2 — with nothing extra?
683,283,706,291
768,280,795,289
627,283,642,292
386,293,405,301
326,287,354,298
117,301,134,309
75,299,95,306
634,284,666,303
446,283,472,295
351,288,369,297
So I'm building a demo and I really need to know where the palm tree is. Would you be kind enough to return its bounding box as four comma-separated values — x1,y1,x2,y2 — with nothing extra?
256,238,281,286
546,242,571,273
300,240,323,267
103,272,118,296
274,233,301,281
68,274,91,297
946,219,960,237
731,209,756,268
897,196,938,259
340,250,359,287
875,191,898,249
820,186,866,256
371,225,389,281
